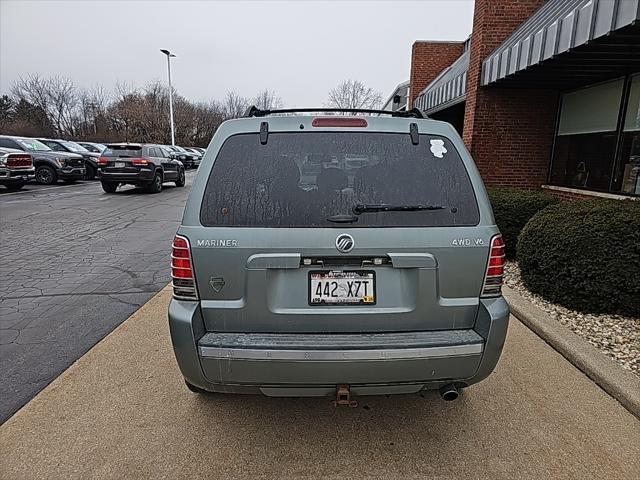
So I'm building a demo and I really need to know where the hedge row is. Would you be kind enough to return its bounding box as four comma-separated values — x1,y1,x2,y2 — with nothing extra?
517,199,640,316
487,187,558,259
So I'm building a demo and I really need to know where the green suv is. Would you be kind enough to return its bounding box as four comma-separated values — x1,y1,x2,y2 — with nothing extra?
168,107,509,402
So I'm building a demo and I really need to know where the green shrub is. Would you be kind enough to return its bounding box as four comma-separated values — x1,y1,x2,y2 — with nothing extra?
486,187,559,259
517,199,640,316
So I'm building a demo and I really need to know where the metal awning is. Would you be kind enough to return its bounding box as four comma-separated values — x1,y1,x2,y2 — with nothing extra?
414,50,469,114
482,0,640,88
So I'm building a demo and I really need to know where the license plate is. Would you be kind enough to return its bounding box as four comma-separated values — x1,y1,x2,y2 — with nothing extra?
114,162,125,168
309,271,375,305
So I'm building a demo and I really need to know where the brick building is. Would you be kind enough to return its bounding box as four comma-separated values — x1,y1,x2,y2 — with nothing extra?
396,0,640,199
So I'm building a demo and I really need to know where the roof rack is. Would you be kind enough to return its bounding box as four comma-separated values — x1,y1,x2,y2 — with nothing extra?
243,106,428,119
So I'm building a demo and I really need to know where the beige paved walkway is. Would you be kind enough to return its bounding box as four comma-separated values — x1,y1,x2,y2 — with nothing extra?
1,287,639,479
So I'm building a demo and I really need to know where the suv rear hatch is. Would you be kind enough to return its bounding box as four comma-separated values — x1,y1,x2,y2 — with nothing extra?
188,129,491,334
101,145,146,172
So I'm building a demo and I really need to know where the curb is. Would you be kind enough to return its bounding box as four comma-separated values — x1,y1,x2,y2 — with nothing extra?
503,285,640,419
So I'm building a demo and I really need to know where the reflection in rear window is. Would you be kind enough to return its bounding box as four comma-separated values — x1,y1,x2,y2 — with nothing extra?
62,141,88,153
200,133,479,227
104,146,143,157
17,138,51,152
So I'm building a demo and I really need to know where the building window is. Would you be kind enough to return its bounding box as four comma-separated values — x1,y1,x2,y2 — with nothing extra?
551,133,617,190
550,75,640,196
614,74,640,195
550,79,623,192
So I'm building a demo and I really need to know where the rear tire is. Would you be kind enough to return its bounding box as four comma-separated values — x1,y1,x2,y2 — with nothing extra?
185,380,209,394
5,182,25,191
175,168,185,187
101,181,118,193
146,172,163,194
35,165,57,185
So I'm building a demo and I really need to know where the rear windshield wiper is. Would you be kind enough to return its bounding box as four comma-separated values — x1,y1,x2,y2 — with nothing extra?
353,203,453,215
326,214,359,223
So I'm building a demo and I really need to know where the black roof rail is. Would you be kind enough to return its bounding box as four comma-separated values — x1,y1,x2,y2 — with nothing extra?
242,106,428,119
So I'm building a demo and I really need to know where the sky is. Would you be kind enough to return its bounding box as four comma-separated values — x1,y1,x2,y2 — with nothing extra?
0,0,474,107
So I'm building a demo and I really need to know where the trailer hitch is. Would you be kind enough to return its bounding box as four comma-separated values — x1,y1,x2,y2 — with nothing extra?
333,384,358,408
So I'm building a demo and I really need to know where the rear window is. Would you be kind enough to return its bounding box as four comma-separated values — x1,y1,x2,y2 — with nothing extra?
104,145,143,158
200,132,479,227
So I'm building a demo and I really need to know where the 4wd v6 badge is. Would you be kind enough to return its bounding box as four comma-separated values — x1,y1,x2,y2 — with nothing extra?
451,238,485,246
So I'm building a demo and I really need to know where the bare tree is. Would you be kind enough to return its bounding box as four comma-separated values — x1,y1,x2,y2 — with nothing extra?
5,74,259,145
47,76,78,136
253,89,284,110
78,84,110,138
78,89,95,136
221,91,249,119
326,79,383,110
182,100,224,146
11,74,79,136
11,74,52,125
107,82,145,142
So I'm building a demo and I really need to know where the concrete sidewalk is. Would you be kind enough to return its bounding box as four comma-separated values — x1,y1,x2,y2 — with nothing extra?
1,288,639,479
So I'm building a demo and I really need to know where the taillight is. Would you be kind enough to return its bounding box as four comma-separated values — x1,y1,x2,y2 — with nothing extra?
97,157,108,166
312,117,368,127
131,157,149,166
481,234,505,297
171,235,198,300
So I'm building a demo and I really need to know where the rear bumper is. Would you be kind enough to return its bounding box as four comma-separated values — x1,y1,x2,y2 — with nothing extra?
168,297,509,396
98,169,154,183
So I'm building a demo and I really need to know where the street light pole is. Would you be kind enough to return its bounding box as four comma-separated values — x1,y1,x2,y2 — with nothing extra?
160,49,176,146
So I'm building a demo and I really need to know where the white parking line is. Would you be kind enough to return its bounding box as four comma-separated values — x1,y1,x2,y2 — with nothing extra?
0,182,96,197
2,191,102,204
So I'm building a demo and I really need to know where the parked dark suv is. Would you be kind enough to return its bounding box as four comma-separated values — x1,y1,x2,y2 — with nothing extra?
164,145,200,169
38,138,100,180
0,136,85,185
77,142,107,154
0,147,35,190
98,143,186,194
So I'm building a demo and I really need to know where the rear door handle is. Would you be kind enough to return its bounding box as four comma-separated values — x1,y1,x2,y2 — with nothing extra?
387,253,437,269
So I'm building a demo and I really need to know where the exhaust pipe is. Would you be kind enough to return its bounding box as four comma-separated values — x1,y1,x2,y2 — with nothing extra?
439,384,459,401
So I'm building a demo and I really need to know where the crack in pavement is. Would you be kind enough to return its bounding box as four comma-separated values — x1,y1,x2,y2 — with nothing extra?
106,294,147,308
0,289,165,300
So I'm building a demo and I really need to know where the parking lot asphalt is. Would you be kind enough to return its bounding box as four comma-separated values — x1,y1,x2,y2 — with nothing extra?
0,172,197,423
1,287,638,479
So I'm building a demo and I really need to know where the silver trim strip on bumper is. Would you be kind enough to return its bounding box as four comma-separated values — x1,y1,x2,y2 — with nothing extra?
198,343,483,361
